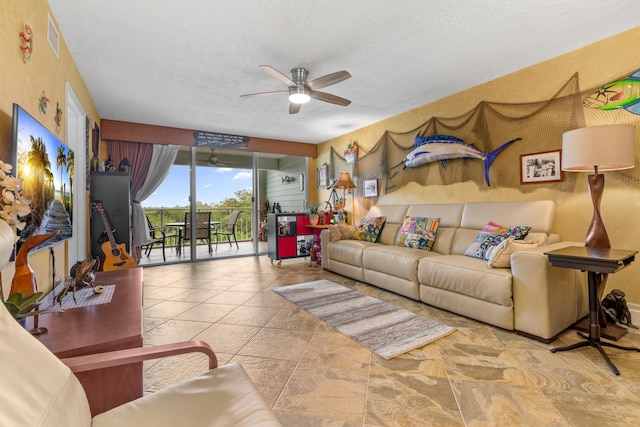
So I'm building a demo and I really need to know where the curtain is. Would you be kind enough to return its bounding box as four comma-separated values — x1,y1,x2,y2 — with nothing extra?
107,141,153,196
131,144,179,249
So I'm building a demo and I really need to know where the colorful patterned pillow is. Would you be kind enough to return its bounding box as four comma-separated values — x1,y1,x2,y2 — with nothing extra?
476,225,532,260
352,216,386,242
464,221,509,258
394,216,440,251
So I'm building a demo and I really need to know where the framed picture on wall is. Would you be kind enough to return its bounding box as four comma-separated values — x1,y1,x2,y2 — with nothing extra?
520,150,563,184
317,163,329,188
363,178,378,197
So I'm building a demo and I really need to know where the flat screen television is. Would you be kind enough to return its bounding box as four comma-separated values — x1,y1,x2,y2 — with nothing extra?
11,103,73,252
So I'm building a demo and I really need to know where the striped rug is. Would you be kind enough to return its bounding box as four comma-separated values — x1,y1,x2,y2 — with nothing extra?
272,279,456,359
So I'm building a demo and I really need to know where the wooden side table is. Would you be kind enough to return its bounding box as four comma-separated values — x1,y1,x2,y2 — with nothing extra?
545,246,639,375
29,268,144,415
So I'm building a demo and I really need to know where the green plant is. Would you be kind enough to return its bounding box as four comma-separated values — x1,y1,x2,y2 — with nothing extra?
307,202,321,216
3,291,61,319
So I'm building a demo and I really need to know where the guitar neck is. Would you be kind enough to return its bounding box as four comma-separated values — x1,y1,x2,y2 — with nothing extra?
98,210,119,250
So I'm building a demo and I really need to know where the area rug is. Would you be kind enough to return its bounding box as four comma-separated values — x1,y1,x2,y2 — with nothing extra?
272,280,455,359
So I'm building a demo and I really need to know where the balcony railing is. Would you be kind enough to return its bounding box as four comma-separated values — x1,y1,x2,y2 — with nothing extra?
144,207,254,247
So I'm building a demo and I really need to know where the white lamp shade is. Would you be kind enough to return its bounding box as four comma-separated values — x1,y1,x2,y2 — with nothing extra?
562,124,636,172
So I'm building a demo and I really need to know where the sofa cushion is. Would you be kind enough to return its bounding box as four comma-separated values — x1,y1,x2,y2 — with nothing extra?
431,227,456,255
327,239,375,267
352,216,386,242
486,237,540,268
394,216,440,251
418,255,513,307
405,203,464,228
328,223,357,241
460,200,554,233
363,245,437,282
365,205,409,246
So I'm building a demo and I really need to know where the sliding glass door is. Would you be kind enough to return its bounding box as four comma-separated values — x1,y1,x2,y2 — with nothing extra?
140,146,307,265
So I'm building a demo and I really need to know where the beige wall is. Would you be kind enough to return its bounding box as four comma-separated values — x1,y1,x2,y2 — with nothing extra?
0,0,99,297
2,2,639,307
316,27,640,303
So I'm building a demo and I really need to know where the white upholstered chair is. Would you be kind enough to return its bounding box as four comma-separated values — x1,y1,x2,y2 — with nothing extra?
0,304,281,426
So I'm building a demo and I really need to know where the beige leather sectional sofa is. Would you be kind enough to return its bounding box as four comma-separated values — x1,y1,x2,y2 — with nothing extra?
320,200,588,341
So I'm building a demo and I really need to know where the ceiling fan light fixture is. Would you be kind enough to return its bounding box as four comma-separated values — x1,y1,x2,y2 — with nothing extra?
289,86,311,104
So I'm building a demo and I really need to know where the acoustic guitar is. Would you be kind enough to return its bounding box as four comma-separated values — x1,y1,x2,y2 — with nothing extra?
91,201,137,271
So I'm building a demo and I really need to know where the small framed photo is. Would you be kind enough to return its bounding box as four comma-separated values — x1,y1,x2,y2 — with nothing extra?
317,163,329,188
520,150,563,184
363,178,378,198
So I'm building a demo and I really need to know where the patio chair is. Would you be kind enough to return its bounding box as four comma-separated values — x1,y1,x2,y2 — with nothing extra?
180,211,213,255
0,302,281,426
212,210,240,251
141,214,176,262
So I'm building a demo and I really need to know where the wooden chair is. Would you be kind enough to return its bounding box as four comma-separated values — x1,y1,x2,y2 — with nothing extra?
212,210,240,251
0,303,281,426
180,211,213,255
141,215,176,262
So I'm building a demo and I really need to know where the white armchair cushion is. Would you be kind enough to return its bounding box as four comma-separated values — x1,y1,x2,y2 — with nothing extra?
92,363,281,427
0,305,91,427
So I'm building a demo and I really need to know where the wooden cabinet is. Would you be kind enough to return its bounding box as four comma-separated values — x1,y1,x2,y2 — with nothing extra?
267,213,314,266
30,268,143,416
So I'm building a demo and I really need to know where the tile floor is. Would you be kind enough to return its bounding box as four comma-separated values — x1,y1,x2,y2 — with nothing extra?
142,256,640,426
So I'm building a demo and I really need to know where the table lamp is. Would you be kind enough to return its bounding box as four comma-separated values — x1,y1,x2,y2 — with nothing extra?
562,124,636,248
332,171,356,222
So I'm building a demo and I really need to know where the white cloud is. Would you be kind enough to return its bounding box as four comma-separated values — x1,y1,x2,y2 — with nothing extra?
233,172,252,180
216,168,233,173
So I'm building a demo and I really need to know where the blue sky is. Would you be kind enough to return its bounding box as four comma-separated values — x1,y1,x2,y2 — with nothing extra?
142,165,253,208
15,105,72,195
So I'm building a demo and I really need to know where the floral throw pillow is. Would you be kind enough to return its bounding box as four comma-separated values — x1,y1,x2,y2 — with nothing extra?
352,216,386,242
394,216,440,251
476,225,532,260
464,221,509,258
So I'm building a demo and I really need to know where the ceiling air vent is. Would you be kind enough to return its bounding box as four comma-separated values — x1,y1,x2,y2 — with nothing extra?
47,14,59,59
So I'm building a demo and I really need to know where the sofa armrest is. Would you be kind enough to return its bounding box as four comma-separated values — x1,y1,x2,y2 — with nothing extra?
320,229,331,269
62,340,217,373
511,241,588,341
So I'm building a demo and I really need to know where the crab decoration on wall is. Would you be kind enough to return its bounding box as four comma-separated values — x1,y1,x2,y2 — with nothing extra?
19,24,33,63
39,91,50,114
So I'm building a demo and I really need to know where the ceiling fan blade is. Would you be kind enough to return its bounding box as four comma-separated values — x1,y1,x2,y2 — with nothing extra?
240,90,288,98
307,70,351,90
289,102,301,115
309,91,351,106
260,65,295,87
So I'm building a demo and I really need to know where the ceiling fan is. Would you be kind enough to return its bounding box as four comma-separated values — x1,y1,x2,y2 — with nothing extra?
241,65,351,114
206,149,234,167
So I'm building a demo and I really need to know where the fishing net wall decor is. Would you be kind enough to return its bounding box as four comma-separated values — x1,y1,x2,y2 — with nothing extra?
329,71,640,202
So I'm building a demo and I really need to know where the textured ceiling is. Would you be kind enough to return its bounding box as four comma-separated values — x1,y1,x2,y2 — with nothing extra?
47,1,639,144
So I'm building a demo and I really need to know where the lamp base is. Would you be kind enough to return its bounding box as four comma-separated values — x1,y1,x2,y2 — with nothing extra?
585,173,611,249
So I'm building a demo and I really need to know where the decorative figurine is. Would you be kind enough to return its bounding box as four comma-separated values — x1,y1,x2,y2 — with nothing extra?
55,257,99,305
38,92,50,114
54,102,63,134
104,156,115,172
19,24,33,63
